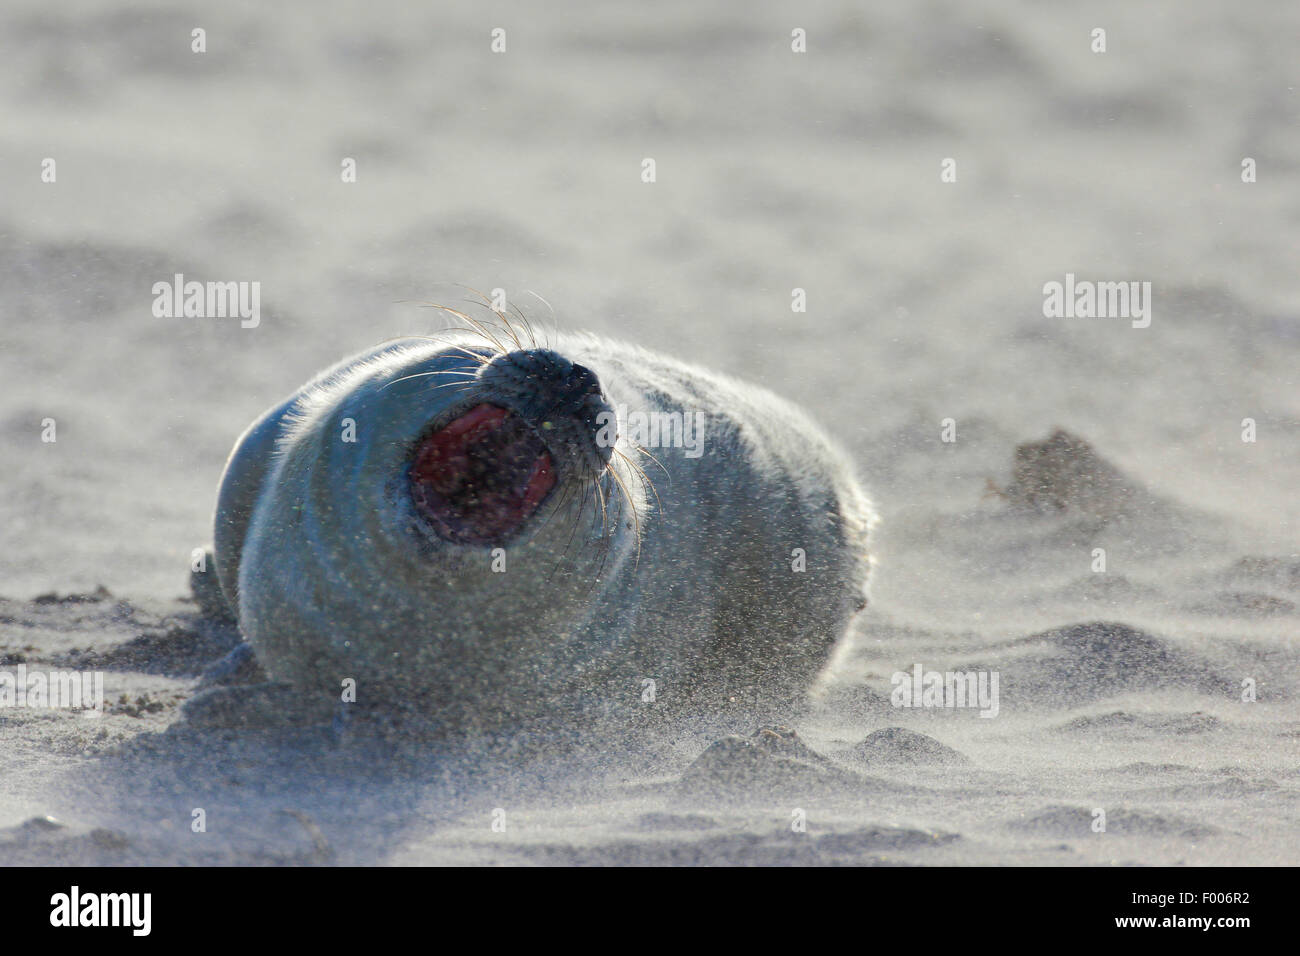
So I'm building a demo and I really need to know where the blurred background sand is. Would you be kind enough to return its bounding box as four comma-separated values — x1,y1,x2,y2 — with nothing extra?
1,0,1297,865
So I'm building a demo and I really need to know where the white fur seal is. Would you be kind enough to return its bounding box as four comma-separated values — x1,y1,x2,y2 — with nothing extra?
209,319,875,733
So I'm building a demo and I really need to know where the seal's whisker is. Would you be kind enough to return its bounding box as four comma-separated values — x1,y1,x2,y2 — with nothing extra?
408,327,502,361
412,299,510,356
590,475,623,581
549,480,593,584
401,300,499,341
614,445,655,493
493,306,528,353
471,306,523,353
590,468,612,540
438,344,496,368
521,289,555,319
614,446,662,518
604,462,643,568
408,310,503,356
574,479,615,594
598,473,618,556
453,311,513,356
519,291,557,351
590,529,614,583
459,286,525,352
379,367,478,392
535,479,581,543
507,300,540,350
631,443,671,482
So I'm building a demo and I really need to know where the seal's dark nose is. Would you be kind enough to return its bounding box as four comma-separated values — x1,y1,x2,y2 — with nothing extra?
556,363,602,414
485,350,605,415
476,349,615,476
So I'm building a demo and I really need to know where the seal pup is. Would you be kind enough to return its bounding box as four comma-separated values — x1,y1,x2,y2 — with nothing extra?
204,317,875,735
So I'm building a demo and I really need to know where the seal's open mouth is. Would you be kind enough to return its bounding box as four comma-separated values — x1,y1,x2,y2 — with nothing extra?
409,404,556,545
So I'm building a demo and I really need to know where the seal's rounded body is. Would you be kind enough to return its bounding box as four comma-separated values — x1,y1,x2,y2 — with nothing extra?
213,330,875,731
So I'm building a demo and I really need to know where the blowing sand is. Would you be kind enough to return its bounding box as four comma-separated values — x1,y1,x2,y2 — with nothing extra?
1,0,1297,865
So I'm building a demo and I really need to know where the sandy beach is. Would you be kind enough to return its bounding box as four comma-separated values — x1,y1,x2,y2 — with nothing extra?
1,0,1297,865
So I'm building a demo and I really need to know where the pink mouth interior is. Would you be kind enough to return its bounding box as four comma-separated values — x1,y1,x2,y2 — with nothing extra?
409,404,556,545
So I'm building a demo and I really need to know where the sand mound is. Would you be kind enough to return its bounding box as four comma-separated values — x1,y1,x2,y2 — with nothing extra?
841,727,969,766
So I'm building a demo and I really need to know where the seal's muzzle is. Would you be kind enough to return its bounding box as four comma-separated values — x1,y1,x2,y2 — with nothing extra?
409,403,556,545
408,349,616,546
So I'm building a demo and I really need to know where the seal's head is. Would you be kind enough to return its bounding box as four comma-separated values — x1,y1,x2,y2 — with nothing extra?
408,349,615,547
